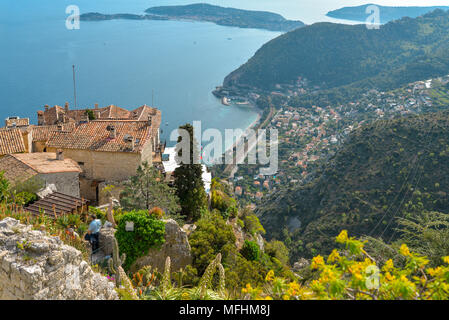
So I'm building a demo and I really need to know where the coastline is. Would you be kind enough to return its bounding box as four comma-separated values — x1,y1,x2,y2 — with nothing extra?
222,105,262,160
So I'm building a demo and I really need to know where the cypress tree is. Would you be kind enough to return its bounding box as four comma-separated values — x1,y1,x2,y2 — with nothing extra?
174,123,207,221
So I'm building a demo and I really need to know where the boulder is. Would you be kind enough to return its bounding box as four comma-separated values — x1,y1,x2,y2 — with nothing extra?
130,219,192,273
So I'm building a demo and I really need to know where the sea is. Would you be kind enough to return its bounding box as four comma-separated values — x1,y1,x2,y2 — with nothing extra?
0,0,445,146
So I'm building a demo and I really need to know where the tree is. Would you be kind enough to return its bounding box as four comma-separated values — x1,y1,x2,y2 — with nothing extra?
0,172,9,202
120,162,180,216
174,123,207,221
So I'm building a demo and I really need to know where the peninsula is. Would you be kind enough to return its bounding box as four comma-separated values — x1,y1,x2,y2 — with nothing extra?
326,4,449,24
80,3,305,32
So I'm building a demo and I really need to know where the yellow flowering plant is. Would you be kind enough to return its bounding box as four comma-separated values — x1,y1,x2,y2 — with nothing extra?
243,231,449,300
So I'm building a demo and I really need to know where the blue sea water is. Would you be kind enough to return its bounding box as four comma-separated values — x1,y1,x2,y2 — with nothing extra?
0,0,444,144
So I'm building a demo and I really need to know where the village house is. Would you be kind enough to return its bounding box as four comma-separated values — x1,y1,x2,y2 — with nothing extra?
0,152,82,197
1,104,163,204
234,186,242,196
45,114,161,204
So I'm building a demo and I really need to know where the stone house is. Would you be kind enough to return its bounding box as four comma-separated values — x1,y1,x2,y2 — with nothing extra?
0,152,82,197
30,123,76,153
46,116,161,204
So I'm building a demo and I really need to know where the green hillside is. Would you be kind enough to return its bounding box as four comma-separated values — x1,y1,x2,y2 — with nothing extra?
257,111,449,261
327,4,449,24
223,9,449,91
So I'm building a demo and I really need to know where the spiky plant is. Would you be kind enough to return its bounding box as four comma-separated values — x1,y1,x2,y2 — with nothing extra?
108,236,126,288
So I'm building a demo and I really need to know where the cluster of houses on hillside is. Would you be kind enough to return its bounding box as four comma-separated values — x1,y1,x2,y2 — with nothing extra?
0,103,164,210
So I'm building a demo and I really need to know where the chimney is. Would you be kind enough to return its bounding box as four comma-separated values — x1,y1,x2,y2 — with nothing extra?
56,150,64,160
94,103,99,109
148,115,152,127
64,102,69,113
44,105,49,112
107,125,116,139
57,124,63,131
124,135,135,151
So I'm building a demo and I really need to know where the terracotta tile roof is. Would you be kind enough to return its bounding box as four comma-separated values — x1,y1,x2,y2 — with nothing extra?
37,104,160,125
0,154,37,183
4,118,30,128
0,128,26,155
47,120,155,153
31,123,76,142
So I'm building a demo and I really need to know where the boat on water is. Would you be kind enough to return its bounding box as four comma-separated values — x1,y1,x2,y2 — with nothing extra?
221,97,231,106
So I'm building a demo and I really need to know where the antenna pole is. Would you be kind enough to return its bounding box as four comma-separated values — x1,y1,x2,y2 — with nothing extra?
72,65,77,109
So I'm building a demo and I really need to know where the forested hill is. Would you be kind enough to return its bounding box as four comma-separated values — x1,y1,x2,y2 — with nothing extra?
223,9,449,92
257,111,449,261
145,3,305,31
80,3,304,32
327,4,449,23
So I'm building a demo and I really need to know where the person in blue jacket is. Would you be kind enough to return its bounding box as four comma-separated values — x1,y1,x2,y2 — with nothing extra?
85,214,101,252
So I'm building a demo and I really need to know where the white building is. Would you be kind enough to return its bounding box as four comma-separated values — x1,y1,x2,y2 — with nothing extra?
162,147,212,194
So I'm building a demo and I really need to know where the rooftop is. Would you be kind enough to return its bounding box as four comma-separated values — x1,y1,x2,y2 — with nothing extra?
0,128,26,156
31,123,76,142
0,153,81,183
38,103,160,126
46,119,158,153
26,192,89,218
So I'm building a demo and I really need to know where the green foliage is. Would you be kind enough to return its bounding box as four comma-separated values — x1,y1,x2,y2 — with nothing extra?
13,192,38,206
174,124,208,221
189,212,236,275
0,172,10,202
10,176,45,195
265,240,290,265
395,210,449,266
259,111,449,260
85,109,96,120
120,162,180,216
88,206,107,223
225,9,449,93
243,212,266,236
210,179,238,219
241,240,261,261
115,210,166,269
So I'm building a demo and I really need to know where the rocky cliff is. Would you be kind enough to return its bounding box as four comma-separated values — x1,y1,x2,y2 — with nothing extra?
0,218,118,300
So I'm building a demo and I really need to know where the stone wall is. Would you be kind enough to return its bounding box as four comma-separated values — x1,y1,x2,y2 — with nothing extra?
39,172,80,198
0,218,118,300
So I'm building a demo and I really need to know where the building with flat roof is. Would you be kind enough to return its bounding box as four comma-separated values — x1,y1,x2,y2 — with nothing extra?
0,152,82,197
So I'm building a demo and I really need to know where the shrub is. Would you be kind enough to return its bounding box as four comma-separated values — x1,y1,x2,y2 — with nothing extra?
241,240,261,261
88,206,107,223
189,213,236,274
242,231,449,300
115,210,166,269
13,192,38,206
265,240,290,266
243,214,266,236
149,207,165,220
